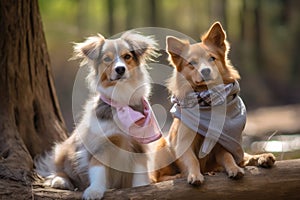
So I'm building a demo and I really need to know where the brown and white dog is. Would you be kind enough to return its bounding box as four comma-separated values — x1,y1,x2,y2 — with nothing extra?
151,22,275,185
35,32,161,199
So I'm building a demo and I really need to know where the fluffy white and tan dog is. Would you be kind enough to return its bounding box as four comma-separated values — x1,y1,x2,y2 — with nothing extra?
35,32,161,199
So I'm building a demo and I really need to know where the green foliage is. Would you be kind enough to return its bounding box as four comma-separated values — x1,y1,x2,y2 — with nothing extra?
38,0,300,132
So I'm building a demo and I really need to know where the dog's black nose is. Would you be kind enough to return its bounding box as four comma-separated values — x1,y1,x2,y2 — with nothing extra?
201,68,211,77
115,66,126,75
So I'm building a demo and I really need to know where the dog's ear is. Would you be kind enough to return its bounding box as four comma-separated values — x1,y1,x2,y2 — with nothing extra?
72,34,105,62
166,36,189,70
201,22,227,51
121,32,159,62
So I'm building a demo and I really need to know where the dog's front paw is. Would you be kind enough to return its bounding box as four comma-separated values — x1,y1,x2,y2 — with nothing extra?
227,166,244,179
187,172,204,186
51,176,74,190
243,153,276,168
257,153,276,168
83,185,105,200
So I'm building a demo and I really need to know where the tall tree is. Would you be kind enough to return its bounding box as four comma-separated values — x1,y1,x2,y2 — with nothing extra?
149,0,157,26
107,0,114,35
125,0,136,29
0,0,67,187
209,0,227,27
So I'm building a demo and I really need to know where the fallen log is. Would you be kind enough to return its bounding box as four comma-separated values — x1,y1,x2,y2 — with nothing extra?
31,159,300,200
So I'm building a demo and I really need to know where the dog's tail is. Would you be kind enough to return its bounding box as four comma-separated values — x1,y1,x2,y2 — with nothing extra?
34,150,55,177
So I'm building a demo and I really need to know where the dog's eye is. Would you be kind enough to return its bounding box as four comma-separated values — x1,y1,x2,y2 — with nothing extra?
188,61,197,66
208,56,216,62
123,54,132,60
103,56,112,62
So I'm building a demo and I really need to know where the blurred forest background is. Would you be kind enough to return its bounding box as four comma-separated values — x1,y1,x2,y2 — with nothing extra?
39,0,300,158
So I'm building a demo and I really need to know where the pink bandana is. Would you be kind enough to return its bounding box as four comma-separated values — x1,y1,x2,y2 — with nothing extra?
100,96,162,144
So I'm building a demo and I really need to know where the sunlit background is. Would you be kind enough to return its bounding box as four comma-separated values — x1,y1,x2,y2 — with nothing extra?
39,0,300,159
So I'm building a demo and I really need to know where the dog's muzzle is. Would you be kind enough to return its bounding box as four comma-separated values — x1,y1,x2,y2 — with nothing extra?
200,68,212,80
111,59,127,81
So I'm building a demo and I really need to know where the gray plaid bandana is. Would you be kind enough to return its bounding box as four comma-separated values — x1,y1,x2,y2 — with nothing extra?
170,81,246,164
171,83,234,107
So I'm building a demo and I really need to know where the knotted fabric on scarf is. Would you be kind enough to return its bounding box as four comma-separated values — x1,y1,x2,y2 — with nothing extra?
170,81,246,164
100,96,162,144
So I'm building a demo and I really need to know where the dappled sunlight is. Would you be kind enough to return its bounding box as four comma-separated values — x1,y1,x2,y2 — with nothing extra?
251,135,300,153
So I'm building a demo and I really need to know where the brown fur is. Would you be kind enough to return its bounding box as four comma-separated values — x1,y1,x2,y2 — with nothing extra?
152,22,275,185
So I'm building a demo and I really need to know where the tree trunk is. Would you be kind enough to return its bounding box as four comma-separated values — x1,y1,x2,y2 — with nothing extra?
149,0,157,27
107,0,114,35
210,0,227,28
0,0,67,183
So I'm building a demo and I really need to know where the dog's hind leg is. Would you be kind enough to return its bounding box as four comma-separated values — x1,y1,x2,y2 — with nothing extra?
151,163,182,183
50,174,74,190
50,143,74,190
150,137,182,183
242,153,275,168
155,173,182,182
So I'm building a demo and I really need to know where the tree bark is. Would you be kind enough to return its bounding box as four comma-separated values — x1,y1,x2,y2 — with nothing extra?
0,0,67,183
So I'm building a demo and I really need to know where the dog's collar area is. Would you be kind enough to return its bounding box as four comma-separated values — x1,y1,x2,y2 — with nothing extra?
99,95,162,144
171,82,236,108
